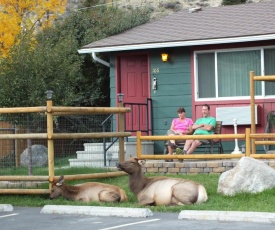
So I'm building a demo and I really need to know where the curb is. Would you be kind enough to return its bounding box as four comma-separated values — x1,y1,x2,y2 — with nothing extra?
0,204,13,212
178,210,275,223
40,205,153,218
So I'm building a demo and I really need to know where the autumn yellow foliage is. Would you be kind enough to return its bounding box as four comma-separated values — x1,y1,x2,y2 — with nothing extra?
0,0,67,57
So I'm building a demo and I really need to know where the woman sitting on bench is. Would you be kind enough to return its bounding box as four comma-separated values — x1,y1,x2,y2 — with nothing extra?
166,107,193,157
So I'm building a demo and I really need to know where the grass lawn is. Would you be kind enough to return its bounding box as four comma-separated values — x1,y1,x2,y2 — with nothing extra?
0,170,275,213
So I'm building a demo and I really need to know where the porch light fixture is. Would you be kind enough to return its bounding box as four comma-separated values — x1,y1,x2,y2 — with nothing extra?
117,93,124,103
161,52,170,62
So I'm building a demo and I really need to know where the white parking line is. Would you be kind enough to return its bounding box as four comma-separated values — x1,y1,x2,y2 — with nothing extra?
98,218,160,230
0,213,19,218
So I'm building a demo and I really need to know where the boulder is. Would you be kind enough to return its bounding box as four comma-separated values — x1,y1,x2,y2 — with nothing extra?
217,156,275,196
20,145,48,167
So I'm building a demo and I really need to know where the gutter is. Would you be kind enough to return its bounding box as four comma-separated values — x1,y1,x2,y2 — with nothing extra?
77,34,275,54
91,52,110,67
77,49,110,67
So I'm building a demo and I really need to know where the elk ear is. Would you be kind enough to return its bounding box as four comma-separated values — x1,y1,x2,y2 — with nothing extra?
138,160,146,165
56,175,64,186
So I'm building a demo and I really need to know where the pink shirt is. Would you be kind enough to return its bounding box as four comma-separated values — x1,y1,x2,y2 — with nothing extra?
172,118,193,132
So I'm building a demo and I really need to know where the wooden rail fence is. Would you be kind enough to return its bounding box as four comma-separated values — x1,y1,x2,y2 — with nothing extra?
0,98,131,194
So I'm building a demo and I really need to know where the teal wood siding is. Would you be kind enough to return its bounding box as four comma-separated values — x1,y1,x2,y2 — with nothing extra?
150,48,192,153
109,56,117,133
108,47,268,155
109,48,193,154
110,56,116,109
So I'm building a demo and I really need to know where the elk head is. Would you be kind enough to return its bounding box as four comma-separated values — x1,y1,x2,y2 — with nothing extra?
117,158,145,174
49,175,65,200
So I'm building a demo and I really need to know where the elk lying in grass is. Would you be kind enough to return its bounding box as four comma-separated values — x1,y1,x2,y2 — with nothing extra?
117,158,208,206
50,175,127,203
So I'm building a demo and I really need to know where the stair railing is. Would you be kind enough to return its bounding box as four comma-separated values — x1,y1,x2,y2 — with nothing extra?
101,114,118,166
101,98,153,166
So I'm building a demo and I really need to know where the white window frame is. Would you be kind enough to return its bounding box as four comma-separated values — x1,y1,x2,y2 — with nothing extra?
194,45,275,102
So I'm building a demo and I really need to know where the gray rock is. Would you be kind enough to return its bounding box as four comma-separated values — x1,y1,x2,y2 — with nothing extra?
217,156,275,196
20,145,48,167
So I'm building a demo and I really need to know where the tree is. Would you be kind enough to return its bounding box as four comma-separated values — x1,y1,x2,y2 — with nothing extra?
0,5,151,174
33,6,151,107
0,6,151,107
0,0,67,57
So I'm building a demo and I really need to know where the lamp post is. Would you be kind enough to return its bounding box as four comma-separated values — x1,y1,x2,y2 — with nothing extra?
106,152,113,166
45,90,53,100
117,93,125,162
117,93,124,104
231,118,242,154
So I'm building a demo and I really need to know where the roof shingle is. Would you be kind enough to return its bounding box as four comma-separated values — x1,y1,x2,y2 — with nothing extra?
79,1,275,53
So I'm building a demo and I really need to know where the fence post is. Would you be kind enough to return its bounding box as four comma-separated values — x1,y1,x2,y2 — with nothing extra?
14,127,19,167
245,128,251,156
117,93,125,162
136,131,141,158
46,90,54,188
250,71,256,154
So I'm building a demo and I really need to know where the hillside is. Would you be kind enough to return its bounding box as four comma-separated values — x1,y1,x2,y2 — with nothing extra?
114,0,223,19
67,0,274,19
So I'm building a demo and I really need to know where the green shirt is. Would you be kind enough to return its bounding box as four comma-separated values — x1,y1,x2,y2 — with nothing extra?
193,117,216,135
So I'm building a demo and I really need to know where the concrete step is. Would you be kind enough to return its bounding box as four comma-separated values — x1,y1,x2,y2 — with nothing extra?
75,151,119,160
84,142,119,152
68,140,154,167
68,159,118,167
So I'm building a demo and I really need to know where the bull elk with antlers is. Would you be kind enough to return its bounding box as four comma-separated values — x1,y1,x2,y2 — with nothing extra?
50,175,127,203
117,158,208,206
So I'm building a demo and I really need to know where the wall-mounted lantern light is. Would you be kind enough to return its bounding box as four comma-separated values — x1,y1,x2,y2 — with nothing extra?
117,93,124,103
161,52,170,62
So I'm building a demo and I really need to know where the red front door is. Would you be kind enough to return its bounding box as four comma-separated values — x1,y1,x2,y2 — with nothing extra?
118,54,149,135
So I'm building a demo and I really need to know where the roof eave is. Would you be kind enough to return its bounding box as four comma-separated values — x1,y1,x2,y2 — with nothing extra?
78,34,275,54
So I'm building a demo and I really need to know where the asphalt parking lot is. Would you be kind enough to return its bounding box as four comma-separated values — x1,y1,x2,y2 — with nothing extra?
1,206,275,230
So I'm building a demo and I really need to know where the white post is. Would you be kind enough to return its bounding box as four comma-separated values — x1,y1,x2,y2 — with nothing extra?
232,118,242,154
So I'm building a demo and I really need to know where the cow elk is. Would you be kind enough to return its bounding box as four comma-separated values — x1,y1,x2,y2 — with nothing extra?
117,158,208,206
50,175,127,203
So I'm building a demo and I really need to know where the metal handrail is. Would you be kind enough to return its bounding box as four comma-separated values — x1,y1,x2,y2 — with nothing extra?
101,98,153,165
101,114,115,166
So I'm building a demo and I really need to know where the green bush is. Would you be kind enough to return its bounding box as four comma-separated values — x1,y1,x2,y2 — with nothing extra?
222,0,247,6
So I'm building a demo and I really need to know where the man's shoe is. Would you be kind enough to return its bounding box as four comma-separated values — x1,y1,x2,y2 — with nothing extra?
175,148,184,162
175,148,183,155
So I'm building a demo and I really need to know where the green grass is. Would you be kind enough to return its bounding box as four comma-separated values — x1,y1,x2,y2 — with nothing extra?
1,170,275,213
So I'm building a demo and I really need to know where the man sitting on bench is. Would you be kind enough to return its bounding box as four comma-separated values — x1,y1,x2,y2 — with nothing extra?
183,104,216,154
166,107,193,157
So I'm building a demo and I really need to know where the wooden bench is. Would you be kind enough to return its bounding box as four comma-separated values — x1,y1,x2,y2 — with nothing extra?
164,121,223,154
